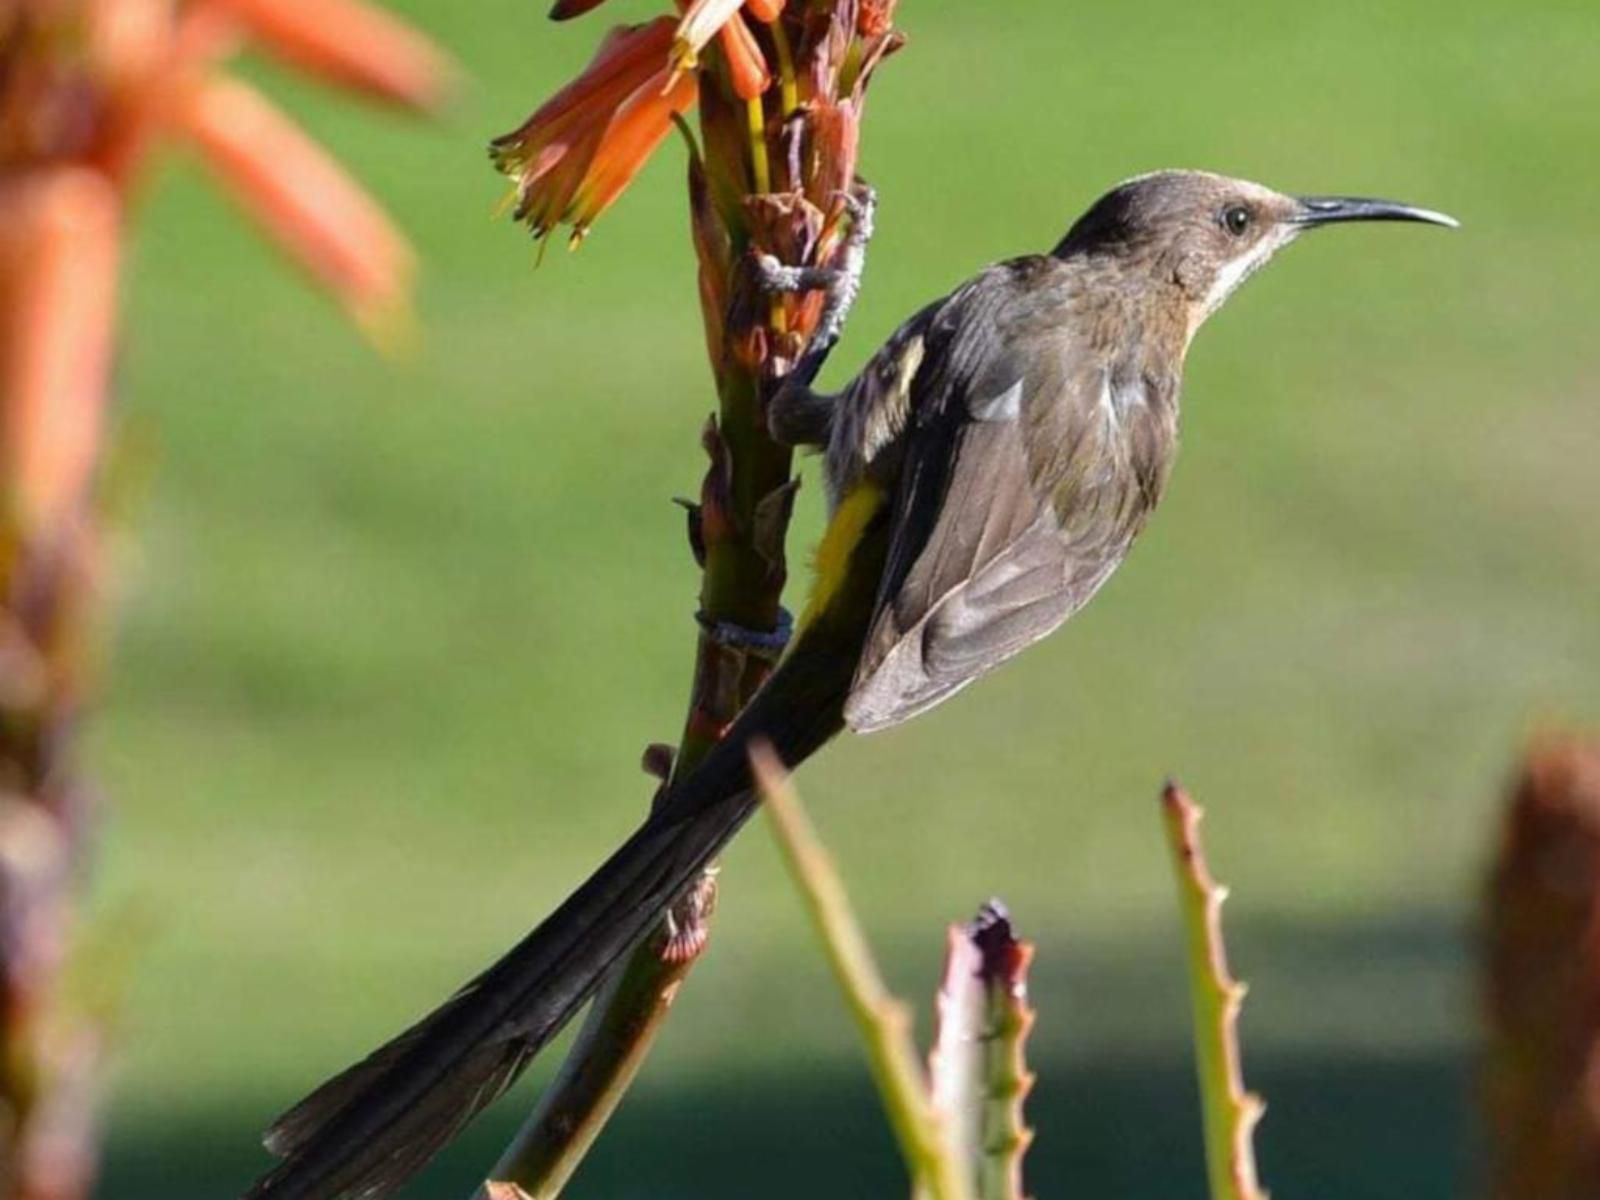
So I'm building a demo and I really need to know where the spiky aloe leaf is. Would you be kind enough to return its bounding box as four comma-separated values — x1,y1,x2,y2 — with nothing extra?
928,903,1036,1200
1161,782,1268,1200
928,917,985,1176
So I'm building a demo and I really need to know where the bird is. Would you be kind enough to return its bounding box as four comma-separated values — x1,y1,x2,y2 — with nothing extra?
246,169,1456,1200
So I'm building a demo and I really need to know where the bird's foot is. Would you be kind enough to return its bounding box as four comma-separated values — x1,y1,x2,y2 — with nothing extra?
752,180,876,372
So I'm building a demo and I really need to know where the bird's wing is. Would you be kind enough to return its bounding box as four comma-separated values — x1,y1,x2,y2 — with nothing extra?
844,260,1147,733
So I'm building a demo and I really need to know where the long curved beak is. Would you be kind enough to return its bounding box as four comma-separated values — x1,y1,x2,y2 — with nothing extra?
1293,195,1459,229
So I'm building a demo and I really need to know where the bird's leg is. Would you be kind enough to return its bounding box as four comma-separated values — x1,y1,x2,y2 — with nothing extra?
758,182,876,371
755,182,876,448
711,186,872,657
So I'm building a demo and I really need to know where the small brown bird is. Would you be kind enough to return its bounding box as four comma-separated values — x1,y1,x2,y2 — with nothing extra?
248,170,1455,1200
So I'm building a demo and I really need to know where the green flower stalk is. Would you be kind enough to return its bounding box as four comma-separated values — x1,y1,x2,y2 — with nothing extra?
482,4,903,1195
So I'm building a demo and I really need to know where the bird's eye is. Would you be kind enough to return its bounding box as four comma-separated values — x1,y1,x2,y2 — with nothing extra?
1222,205,1253,236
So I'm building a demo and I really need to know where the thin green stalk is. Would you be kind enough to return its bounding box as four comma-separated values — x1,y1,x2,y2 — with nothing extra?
479,4,904,1193
471,888,709,1200
752,746,973,1200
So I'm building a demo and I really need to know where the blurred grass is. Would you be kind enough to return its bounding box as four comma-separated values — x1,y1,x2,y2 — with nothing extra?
87,0,1598,1194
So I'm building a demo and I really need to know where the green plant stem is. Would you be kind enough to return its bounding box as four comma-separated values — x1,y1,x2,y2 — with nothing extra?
476,312,795,1200
470,908,704,1200
478,4,892,1188
752,747,973,1200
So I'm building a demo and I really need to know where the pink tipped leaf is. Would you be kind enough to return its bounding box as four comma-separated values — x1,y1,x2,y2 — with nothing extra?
929,903,1037,1200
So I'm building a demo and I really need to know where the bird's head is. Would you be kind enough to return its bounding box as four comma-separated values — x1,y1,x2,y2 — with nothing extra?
1054,169,1457,335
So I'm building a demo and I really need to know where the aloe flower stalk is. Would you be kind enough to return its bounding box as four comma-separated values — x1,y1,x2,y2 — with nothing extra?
0,3,452,1194
481,3,903,1196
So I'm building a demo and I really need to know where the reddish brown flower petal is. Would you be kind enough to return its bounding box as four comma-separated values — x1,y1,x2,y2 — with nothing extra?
548,0,612,19
208,0,456,112
717,12,770,101
176,74,415,340
807,99,859,213
0,169,120,538
1485,738,1600,1200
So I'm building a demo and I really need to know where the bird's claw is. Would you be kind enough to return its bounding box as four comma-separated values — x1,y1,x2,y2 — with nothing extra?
750,177,876,386
835,180,877,243
751,178,877,298
751,252,790,291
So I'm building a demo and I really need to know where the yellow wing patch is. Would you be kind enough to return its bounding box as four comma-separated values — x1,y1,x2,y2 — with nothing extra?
800,479,886,631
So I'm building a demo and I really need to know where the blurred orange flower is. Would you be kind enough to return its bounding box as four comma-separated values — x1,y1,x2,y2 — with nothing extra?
0,6,454,1195
175,73,418,341
0,0,455,532
208,0,452,112
0,170,119,537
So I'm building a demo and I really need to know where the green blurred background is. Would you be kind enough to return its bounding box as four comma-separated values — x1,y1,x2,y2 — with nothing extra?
93,0,1598,1195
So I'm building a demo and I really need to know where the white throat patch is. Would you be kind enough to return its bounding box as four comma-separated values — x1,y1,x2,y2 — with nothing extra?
1201,227,1298,320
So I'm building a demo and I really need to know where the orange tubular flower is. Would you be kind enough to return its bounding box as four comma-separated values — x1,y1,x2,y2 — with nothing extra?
207,0,457,112
491,17,696,245
176,74,416,338
568,69,698,245
671,0,784,78
0,170,120,536
742,0,784,22
551,0,787,30
495,0,790,243
716,12,770,101
3,0,454,353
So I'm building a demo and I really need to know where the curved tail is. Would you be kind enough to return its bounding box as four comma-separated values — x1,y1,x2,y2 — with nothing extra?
244,626,856,1200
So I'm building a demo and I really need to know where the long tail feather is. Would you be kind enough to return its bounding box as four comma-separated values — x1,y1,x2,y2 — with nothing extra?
245,627,856,1200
